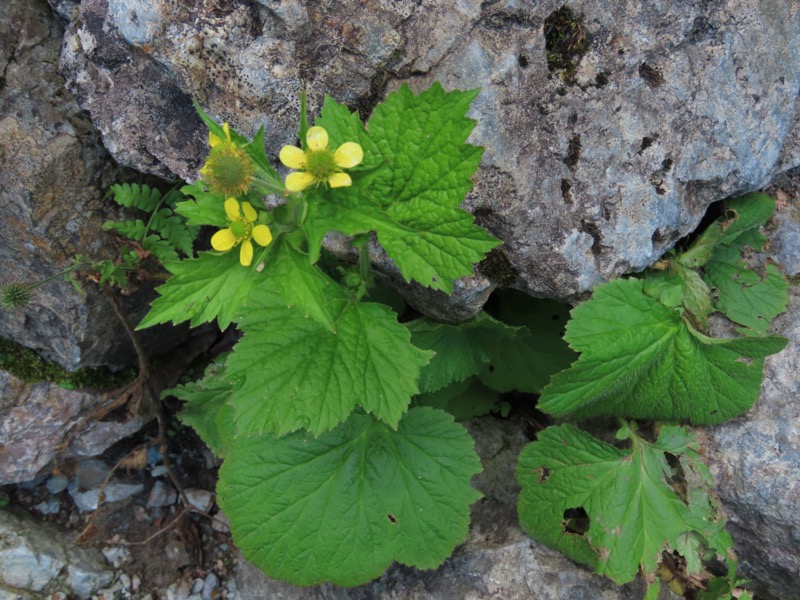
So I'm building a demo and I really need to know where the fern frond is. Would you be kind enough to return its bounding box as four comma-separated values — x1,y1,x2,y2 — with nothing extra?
106,183,162,212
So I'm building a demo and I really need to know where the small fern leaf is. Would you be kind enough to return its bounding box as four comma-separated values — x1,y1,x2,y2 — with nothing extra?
103,219,147,241
142,235,180,263
150,209,198,258
107,183,162,212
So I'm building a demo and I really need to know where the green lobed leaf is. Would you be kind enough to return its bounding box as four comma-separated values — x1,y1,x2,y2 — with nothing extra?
705,245,789,335
380,199,500,293
265,239,340,330
716,193,775,246
411,377,503,421
406,312,519,394
537,278,787,424
137,250,259,330
226,288,432,436
516,424,733,585
313,84,500,293
165,358,235,458
218,408,482,587
478,290,576,394
177,182,230,227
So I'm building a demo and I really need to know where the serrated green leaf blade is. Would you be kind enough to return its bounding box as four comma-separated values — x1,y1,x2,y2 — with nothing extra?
218,408,482,586
411,377,501,421
312,83,500,293
265,239,339,330
137,251,258,330
478,291,576,394
176,182,229,227
227,290,432,436
705,248,788,335
380,200,500,293
538,278,787,424
407,312,518,393
165,358,235,458
717,193,775,245
516,424,731,584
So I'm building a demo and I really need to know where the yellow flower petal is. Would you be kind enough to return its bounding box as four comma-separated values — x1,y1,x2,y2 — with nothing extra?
224,198,240,220
333,142,363,169
222,122,231,141
240,239,254,266
286,171,316,192
241,201,258,222
211,228,237,251
328,172,352,188
252,224,273,247
208,132,222,148
279,145,307,169
306,126,328,152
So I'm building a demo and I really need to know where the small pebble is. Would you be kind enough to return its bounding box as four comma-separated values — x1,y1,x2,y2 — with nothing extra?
184,488,214,512
46,474,69,494
119,573,131,590
202,572,219,600
35,498,60,515
151,465,169,478
192,577,205,594
102,545,130,568
147,480,178,508
211,511,230,533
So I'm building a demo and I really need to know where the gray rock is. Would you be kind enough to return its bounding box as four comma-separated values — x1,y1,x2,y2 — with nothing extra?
702,281,800,600
45,474,69,494
0,371,146,484
0,508,113,599
0,0,185,370
59,0,800,314
147,479,178,508
202,572,219,600
183,488,215,513
68,474,144,513
0,370,146,484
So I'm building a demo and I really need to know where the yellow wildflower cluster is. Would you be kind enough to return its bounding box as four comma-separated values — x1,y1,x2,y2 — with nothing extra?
199,121,362,266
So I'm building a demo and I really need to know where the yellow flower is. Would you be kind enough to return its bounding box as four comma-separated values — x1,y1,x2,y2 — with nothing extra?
279,126,363,192
211,198,273,267
200,123,255,197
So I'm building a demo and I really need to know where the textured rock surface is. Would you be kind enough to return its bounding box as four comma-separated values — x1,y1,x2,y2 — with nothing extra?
59,0,800,309
0,0,174,370
232,418,671,600
0,370,146,484
0,508,114,599
701,292,800,599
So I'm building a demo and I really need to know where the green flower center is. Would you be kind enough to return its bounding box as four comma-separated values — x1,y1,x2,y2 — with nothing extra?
230,220,249,239
204,144,255,196
305,150,338,180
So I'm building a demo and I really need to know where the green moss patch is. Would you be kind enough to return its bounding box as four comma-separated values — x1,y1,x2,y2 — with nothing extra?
0,338,135,390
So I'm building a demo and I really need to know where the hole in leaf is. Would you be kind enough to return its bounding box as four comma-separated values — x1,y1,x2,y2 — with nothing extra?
487,364,496,373
562,506,590,535
538,466,551,483
663,452,689,505
735,356,753,365
387,514,397,524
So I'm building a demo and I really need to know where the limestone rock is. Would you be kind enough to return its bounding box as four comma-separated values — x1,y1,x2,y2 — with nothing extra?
59,0,800,313
701,283,800,600
0,0,177,370
0,370,146,485
0,508,114,599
